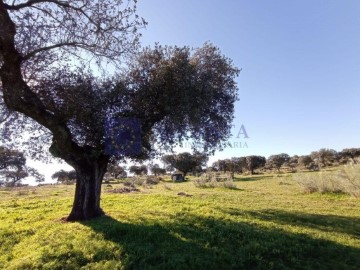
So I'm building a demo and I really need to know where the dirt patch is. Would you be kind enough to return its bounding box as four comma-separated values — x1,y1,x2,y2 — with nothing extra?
177,192,193,197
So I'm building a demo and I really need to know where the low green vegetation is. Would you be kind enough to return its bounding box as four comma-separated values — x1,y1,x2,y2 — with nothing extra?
1,171,360,269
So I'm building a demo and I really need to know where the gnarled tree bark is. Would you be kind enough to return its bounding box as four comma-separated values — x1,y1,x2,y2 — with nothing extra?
0,3,110,221
67,155,109,221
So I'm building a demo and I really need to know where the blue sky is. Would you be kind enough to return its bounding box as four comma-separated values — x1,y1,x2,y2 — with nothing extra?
23,1,360,183
137,0,360,162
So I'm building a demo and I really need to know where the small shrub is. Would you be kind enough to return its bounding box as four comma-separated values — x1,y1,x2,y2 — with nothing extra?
293,165,360,197
193,173,217,188
144,176,160,185
132,176,146,186
193,173,237,189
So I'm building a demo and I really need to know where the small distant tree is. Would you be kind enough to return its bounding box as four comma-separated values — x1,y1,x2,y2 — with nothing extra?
338,148,360,164
106,164,126,179
224,159,237,177
129,165,148,176
266,154,290,172
232,157,247,174
149,164,166,176
0,146,25,171
0,146,41,186
311,149,338,168
27,168,45,183
284,155,299,172
245,156,266,174
162,152,208,178
212,159,228,172
52,170,69,183
191,165,204,176
298,155,313,170
207,166,218,172
52,170,76,183
165,165,175,174
2,170,28,186
223,157,246,178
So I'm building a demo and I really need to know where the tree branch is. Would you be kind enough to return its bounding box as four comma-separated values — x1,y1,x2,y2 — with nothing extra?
4,0,101,30
0,3,88,163
23,42,83,61
4,1,72,10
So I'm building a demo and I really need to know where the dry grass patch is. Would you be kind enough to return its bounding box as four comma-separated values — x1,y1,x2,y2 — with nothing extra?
294,165,360,197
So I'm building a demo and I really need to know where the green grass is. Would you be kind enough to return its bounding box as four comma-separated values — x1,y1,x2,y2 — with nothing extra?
1,174,360,269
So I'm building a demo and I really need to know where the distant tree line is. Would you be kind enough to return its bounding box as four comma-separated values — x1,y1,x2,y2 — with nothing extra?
211,148,360,175
49,147,360,184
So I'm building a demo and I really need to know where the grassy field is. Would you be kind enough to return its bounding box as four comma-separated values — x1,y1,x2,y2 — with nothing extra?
1,173,360,269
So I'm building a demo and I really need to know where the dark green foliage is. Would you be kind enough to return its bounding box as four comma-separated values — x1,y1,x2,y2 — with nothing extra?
0,1,240,220
283,155,299,172
266,153,290,172
298,155,314,169
339,148,360,164
162,152,208,177
213,156,265,175
0,146,43,186
105,164,127,179
311,148,338,168
51,170,76,183
129,165,148,176
149,164,166,176
245,156,266,174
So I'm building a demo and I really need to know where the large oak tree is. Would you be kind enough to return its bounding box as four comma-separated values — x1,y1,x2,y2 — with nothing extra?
0,1,240,220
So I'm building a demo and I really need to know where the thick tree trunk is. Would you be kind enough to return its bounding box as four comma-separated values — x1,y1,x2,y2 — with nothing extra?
67,158,109,221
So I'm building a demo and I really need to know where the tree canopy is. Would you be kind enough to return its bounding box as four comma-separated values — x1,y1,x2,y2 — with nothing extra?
245,156,266,174
310,149,338,168
149,164,166,176
0,146,43,186
129,165,148,176
0,1,240,220
266,154,290,172
52,169,76,183
162,152,208,178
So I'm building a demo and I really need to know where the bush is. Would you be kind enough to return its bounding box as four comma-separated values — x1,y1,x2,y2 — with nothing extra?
144,176,160,185
193,172,237,189
128,176,161,187
293,165,360,197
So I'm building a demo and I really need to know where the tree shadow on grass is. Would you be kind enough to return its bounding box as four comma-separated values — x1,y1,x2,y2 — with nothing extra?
224,208,360,239
233,175,273,182
82,213,360,270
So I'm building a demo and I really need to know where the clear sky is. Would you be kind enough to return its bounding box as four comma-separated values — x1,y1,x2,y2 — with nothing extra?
21,1,360,183
137,0,360,163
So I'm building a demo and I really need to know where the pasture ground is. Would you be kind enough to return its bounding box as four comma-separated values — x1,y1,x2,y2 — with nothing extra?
1,173,359,269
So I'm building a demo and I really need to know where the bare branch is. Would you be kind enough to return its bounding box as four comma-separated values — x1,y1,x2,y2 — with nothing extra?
23,42,84,60
5,0,146,71
4,1,73,11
